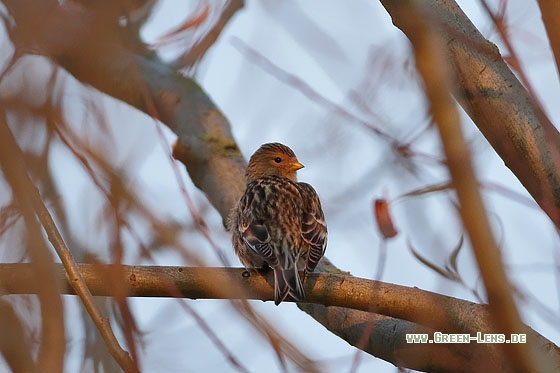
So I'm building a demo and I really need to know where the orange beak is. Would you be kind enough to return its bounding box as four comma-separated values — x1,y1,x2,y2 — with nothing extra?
290,161,305,171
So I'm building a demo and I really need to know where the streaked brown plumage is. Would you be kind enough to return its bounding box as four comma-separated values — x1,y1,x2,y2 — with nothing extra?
229,143,327,305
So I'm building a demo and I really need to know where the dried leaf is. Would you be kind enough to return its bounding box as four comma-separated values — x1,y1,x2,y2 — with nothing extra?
374,199,398,239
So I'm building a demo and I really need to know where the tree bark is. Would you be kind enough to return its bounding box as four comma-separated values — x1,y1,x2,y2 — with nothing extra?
381,0,560,228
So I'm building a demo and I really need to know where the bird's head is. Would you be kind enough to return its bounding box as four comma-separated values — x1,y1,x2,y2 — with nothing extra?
246,143,304,183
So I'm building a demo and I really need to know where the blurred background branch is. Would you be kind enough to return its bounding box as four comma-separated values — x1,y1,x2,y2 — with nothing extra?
536,0,560,80
0,111,66,373
382,0,560,229
380,1,543,371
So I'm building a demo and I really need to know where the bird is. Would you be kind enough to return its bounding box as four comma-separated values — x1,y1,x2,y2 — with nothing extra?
229,143,327,305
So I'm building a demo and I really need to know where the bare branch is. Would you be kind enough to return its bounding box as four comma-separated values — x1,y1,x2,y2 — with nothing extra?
3,0,247,223
1,263,559,372
170,0,245,70
0,299,36,372
404,0,560,228
536,0,560,80
300,303,472,372
379,0,560,370
0,114,137,372
0,113,65,372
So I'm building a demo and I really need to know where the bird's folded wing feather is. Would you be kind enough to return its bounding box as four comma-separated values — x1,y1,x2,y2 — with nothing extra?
237,183,280,268
241,224,280,267
298,183,327,273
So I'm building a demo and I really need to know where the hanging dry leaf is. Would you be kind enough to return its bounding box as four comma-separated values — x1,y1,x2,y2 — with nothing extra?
374,198,398,239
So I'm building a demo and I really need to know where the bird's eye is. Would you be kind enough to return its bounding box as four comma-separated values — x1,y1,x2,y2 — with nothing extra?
274,157,282,163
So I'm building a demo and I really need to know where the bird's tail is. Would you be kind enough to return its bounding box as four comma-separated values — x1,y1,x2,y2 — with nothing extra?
273,266,305,305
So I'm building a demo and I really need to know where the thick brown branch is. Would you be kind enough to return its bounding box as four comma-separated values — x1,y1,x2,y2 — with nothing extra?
0,263,521,332
404,0,560,228
1,263,559,372
379,1,553,371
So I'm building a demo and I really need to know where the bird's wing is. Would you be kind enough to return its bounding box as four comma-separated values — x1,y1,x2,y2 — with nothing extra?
242,224,280,268
297,182,328,273
237,183,280,268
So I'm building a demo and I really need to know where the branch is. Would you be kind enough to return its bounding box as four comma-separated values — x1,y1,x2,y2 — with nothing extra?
0,114,137,371
1,263,559,372
0,112,65,372
537,0,560,80
3,0,247,223
0,262,538,330
299,304,472,372
170,0,245,69
379,1,558,371
385,0,560,228
0,299,36,372
378,1,560,370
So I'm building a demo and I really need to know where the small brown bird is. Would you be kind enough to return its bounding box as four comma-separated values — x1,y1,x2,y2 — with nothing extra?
229,143,327,305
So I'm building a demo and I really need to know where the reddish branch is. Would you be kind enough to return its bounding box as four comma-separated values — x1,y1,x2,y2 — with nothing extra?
170,0,245,69
0,114,138,372
0,114,66,373
536,0,560,80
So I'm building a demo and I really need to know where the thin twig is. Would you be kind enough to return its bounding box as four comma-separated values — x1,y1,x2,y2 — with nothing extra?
536,0,560,80
0,119,138,372
170,0,245,70
231,37,393,141
0,112,65,372
479,0,539,100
